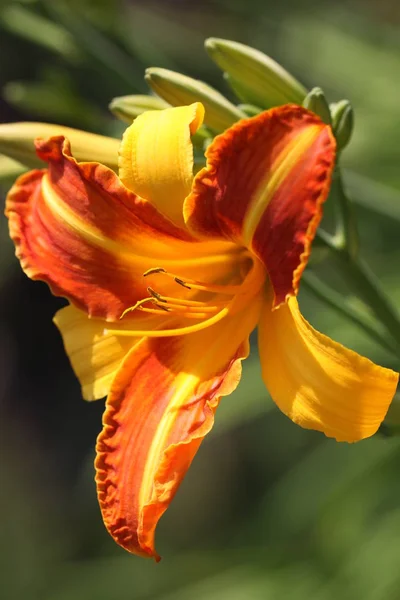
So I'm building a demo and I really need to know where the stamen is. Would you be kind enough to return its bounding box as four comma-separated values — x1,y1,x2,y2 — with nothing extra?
120,298,153,319
174,277,191,290
147,287,166,302
157,302,221,314
148,288,205,307
116,255,265,335
120,288,222,320
136,307,171,315
143,267,167,276
147,286,224,312
120,297,171,319
144,268,248,295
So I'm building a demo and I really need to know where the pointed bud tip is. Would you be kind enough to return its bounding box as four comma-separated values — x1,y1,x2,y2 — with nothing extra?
204,37,222,51
144,66,245,132
331,100,354,151
109,94,168,123
205,37,307,108
303,87,331,125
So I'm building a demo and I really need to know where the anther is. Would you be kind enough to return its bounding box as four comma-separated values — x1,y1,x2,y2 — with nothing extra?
147,287,166,302
143,267,166,277
174,277,191,289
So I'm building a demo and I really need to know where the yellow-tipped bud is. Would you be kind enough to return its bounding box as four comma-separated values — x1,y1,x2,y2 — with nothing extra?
330,100,354,151
302,87,331,125
0,122,120,171
109,93,211,150
109,94,169,123
205,38,307,108
145,67,246,132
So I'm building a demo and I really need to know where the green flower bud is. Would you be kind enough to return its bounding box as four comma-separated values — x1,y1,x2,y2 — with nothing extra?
145,67,246,132
237,104,263,117
302,88,331,125
223,73,263,107
109,94,168,123
0,122,120,170
0,155,26,185
205,38,307,108
330,100,354,151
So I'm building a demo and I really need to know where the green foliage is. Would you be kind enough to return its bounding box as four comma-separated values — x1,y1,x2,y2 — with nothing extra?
1,1,400,599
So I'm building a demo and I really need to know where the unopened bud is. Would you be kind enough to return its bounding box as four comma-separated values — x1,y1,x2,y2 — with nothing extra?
237,104,262,117
302,88,331,125
145,67,246,132
0,122,120,171
0,155,26,184
206,38,307,108
330,100,354,151
109,94,168,123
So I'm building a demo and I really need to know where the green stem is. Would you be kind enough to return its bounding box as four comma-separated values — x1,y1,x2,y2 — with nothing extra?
315,231,400,352
333,167,359,259
345,170,400,222
341,257,400,349
302,271,398,356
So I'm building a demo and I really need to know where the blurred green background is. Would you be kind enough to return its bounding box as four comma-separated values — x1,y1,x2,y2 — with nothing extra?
1,0,400,599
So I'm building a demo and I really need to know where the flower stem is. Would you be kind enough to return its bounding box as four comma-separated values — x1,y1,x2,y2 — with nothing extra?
302,271,398,356
332,167,359,259
315,230,400,353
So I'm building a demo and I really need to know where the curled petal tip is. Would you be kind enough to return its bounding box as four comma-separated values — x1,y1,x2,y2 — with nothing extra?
259,294,398,442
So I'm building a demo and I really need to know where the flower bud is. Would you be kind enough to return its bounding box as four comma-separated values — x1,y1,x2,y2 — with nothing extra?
205,38,307,108
109,94,168,123
0,122,120,171
302,88,331,125
0,155,26,184
237,104,262,117
145,67,246,132
330,100,354,151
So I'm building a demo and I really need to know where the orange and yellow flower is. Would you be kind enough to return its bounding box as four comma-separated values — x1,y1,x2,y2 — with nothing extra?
5,102,398,560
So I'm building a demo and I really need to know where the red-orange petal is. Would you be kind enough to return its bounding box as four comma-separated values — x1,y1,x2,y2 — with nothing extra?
5,136,198,320
184,105,336,306
95,294,262,559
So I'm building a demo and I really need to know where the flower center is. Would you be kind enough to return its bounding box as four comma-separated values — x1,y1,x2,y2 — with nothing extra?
106,253,266,338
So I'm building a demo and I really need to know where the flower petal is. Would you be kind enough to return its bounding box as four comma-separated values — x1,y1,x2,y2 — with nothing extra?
119,103,204,227
184,105,336,306
5,136,217,321
258,292,398,442
53,305,165,401
95,294,262,559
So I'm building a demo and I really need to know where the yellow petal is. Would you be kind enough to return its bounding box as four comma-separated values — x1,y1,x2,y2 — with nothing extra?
119,103,204,227
258,293,398,442
53,305,163,401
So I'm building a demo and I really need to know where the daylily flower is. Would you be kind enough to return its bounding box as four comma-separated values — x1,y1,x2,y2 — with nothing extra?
5,102,398,560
